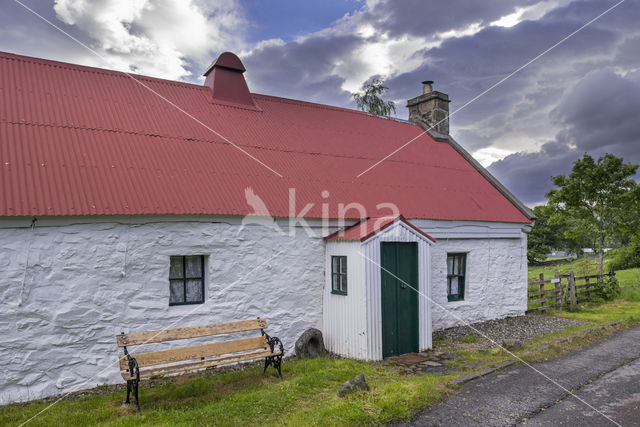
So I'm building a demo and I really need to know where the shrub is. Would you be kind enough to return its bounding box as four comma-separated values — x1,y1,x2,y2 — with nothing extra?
608,235,640,272
593,275,621,301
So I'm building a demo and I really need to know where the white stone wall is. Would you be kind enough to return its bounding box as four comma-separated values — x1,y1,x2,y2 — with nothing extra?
428,235,528,331
0,220,325,404
0,216,528,404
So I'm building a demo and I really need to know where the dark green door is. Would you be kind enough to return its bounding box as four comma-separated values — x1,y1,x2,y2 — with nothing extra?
381,242,419,358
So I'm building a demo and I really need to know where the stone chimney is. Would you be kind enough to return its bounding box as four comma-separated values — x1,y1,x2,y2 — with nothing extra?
407,81,450,140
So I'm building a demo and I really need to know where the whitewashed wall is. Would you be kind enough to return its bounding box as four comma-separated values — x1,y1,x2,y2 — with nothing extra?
0,215,528,403
322,241,368,359
0,219,325,404
426,233,528,330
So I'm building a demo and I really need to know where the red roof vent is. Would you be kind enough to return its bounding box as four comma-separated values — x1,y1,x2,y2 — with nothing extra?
203,52,257,108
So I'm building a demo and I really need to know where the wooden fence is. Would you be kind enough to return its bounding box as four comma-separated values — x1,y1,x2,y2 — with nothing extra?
527,271,615,312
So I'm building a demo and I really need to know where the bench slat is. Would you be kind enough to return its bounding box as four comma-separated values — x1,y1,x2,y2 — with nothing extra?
121,348,278,380
117,318,268,347
119,336,268,369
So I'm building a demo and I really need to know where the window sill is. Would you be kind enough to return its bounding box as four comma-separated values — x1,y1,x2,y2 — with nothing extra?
331,290,348,296
169,301,205,306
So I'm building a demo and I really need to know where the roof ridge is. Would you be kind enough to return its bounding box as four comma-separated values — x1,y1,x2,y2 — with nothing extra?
252,93,414,123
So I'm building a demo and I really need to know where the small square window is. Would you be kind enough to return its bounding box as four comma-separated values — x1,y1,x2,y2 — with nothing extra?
447,253,466,302
331,256,347,295
169,255,205,305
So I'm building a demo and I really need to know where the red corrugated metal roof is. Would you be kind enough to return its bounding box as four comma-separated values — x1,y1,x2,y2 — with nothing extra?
0,51,531,223
324,216,436,242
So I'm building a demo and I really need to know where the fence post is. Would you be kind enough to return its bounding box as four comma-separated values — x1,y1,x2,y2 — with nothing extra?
555,271,562,310
539,273,545,311
585,276,590,302
568,272,578,311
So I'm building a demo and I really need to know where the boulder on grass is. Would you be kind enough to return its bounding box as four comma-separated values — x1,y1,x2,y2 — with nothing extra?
295,328,327,358
338,374,370,398
502,339,523,351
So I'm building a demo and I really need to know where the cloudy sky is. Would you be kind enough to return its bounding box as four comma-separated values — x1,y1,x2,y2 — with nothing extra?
1,0,639,206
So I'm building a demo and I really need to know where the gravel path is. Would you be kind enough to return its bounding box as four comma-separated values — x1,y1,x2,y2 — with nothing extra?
433,314,586,350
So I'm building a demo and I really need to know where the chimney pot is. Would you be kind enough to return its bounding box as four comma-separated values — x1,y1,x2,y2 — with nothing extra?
407,81,450,138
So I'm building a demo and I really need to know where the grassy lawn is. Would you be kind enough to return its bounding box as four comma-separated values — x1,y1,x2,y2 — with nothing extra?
526,257,640,353
0,358,456,426
3,262,640,426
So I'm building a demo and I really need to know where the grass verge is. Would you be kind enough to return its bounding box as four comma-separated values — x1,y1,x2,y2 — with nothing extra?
0,358,454,426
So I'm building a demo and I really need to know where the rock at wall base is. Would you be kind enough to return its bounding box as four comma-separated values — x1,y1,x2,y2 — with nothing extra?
295,328,327,358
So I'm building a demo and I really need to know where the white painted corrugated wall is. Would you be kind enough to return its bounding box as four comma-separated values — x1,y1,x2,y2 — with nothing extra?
323,221,433,361
362,222,433,360
323,241,369,359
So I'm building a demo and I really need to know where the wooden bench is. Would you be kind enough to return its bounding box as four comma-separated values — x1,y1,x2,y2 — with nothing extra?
116,318,284,413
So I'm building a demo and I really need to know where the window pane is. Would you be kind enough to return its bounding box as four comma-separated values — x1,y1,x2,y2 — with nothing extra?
449,276,459,296
185,256,202,278
170,279,184,303
186,279,204,302
332,273,338,291
341,274,347,292
340,257,347,274
447,256,453,275
332,256,339,274
169,256,184,279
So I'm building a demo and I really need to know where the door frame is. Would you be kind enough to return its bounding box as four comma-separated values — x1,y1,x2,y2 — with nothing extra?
361,218,434,361
380,241,419,358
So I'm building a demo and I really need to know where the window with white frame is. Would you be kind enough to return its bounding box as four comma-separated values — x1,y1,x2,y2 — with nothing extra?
331,255,347,295
169,255,205,305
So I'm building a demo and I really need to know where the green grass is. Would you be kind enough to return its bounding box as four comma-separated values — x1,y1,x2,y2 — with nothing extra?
457,335,479,344
616,268,640,301
528,256,601,281
527,255,640,308
0,358,454,426
530,260,640,325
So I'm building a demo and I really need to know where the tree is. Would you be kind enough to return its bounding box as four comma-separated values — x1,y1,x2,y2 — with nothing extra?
352,78,396,117
546,153,640,275
527,204,564,263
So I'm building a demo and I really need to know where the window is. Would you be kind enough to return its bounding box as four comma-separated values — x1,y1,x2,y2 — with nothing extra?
169,255,205,305
331,256,348,295
447,253,466,301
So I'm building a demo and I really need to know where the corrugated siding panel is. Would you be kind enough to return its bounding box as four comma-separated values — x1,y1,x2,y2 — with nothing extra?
323,241,368,359
363,221,433,360
0,51,531,223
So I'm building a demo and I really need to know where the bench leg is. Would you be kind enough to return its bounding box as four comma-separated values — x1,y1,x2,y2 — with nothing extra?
132,379,141,415
273,355,283,379
263,335,284,379
125,380,141,415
